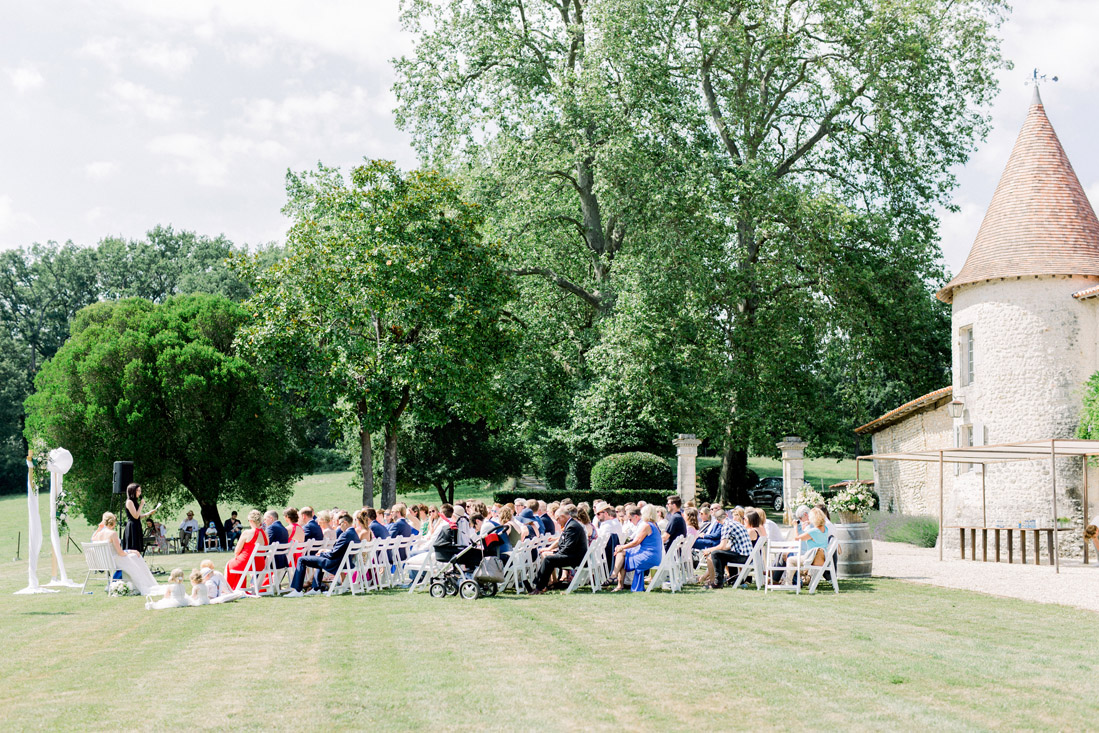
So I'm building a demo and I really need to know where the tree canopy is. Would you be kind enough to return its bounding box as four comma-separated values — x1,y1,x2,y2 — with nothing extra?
24,294,308,537
238,160,516,508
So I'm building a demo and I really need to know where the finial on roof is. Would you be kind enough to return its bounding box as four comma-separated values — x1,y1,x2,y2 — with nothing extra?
1028,68,1057,106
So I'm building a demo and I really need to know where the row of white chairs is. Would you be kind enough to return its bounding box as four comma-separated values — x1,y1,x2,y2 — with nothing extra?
239,536,424,596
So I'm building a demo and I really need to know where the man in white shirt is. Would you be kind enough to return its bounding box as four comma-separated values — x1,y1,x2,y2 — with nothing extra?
179,511,199,551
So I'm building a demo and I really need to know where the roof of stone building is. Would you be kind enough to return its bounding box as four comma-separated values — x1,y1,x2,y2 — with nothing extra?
937,88,1099,303
854,386,952,435
1072,284,1099,300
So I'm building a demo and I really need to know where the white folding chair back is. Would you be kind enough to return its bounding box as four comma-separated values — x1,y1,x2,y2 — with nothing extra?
729,536,768,590
501,537,535,593
565,533,609,594
805,536,840,594
246,544,275,595
646,536,688,593
81,541,117,594
263,542,294,595
327,540,367,596
765,540,802,593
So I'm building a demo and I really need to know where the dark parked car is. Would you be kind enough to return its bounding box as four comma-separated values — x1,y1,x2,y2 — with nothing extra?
748,476,785,511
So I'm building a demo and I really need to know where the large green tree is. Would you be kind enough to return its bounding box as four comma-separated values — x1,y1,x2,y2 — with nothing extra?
24,294,308,540
238,160,516,508
396,0,1005,501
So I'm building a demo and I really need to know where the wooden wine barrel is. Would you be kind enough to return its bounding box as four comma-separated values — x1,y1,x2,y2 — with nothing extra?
834,522,873,578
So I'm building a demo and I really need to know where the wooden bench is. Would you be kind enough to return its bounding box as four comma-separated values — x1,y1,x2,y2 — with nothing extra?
949,526,1073,565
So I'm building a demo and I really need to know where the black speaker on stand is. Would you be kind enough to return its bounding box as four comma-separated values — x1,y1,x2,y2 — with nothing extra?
114,461,133,537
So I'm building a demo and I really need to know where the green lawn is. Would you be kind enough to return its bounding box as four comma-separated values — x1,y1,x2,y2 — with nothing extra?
696,455,859,490
2,553,1098,730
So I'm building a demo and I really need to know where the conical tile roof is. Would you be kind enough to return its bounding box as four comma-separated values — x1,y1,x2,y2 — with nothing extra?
937,89,1099,303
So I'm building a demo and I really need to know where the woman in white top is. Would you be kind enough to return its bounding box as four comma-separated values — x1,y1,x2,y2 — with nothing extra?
91,512,162,596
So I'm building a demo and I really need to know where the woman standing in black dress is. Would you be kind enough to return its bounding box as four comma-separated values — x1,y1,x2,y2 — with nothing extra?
123,483,156,552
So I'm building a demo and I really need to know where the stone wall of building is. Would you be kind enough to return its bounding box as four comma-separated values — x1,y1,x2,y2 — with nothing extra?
870,403,953,516
949,275,1099,558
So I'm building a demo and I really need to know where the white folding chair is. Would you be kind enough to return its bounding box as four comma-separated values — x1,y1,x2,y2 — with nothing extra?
765,540,803,593
81,541,117,594
264,543,294,595
565,533,609,594
326,540,367,596
501,538,535,594
245,544,275,595
805,536,840,594
646,536,688,593
728,537,768,590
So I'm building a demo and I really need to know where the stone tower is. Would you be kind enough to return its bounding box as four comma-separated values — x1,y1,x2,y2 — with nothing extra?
936,88,1099,531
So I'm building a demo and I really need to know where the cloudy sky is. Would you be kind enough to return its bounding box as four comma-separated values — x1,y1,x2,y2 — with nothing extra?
1,0,1097,276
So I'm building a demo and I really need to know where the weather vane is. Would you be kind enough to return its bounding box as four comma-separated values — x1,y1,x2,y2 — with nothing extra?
1026,68,1058,88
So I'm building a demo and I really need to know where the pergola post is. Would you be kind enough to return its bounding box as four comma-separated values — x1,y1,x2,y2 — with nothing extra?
938,450,944,562
1085,455,1090,565
1051,440,1059,574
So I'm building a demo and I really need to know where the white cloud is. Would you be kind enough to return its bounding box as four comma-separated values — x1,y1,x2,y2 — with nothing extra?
132,42,196,75
109,80,183,121
79,37,124,72
233,86,392,150
148,133,230,187
6,63,44,93
0,195,34,233
85,206,107,225
85,161,120,180
81,36,195,76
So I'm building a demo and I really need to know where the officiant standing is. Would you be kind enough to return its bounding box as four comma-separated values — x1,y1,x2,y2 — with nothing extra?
123,483,156,553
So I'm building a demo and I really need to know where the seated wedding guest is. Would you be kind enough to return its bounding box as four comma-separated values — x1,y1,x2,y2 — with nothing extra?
146,569,188,610
684,507,701,544
225,509,267,591
694,506,723,550
662,495,687,549
155,521,168,552
367,508,390,540
786,508,829,577
621,504,640,541
656,507,668,532
317,510,337,542
388,503,417,537
200,559,231,598
538,501,557,535
594,501,623,540
698,508,753,589
814,503,836,537
179,511,200,552
92,513,163,596
284,508,304,564
224,511,242,544
755,508,786,543
265,510,290,570
530,507,588,594
353,510,373,542
301,507,323,542
189,569,210,606
612,505,662,592
1087,525,1099,557
284,512,358,596
576,505,597,541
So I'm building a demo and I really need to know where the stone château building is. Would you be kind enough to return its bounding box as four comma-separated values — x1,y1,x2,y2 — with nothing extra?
857,88,1099,543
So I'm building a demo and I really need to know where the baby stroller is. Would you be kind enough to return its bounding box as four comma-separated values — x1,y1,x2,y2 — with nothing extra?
429,524,507,600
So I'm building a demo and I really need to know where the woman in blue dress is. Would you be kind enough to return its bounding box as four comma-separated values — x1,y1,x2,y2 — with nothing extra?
612,504,663,592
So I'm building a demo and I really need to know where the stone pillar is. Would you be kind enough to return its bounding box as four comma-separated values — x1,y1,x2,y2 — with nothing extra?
673,434,702,504
777,437,808,523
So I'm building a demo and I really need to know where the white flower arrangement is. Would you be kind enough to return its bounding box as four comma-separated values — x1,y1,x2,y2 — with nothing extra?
828,481,877,522
793,484,824,509
56,489,70,537
108,580,137,597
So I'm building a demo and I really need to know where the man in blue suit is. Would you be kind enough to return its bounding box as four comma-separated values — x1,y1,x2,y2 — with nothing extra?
285,512,358,596
301,506,323,543
367,508,390,540
536,501,557,535
264,510,290,569
694,505,723,550
387,503,417,538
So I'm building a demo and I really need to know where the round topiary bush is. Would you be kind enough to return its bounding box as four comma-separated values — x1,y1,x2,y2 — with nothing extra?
590,452,674,495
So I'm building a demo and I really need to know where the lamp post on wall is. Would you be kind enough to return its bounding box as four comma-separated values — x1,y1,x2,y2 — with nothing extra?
948,399,964,419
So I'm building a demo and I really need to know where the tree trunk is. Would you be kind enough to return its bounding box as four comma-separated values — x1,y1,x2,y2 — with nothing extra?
359,412,374,508
718,441,751,506
435,481,448,506
381,422,398,509
197,502,224,549
446,478,455,505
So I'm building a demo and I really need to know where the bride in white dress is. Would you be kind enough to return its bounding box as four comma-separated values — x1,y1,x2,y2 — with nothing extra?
92,513,163,596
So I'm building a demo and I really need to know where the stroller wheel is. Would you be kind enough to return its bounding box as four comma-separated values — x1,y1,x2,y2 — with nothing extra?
443,578,459,596
485,582,498,597
459,579,481,600
429,582,447,599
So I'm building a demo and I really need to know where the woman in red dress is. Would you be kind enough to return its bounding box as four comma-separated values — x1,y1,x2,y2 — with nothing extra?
225,509,267,591
285,507,305,566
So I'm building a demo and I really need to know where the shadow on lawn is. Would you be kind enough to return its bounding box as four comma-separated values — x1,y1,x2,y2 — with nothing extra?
20,611,74,616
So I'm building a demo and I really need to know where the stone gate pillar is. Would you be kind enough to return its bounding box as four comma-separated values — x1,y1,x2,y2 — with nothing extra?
777,437,808,523
673,434,702,504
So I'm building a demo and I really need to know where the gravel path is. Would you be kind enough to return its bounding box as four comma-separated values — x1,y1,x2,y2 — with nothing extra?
871,540,1099,613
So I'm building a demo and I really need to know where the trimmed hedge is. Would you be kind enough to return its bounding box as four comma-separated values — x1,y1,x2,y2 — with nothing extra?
493,488,671,507
590,451,674,494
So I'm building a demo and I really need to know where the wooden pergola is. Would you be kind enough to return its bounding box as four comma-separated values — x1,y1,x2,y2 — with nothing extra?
856,439,1099,573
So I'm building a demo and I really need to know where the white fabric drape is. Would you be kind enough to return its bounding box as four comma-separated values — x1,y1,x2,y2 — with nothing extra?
15,459,55,594
46,471,75,585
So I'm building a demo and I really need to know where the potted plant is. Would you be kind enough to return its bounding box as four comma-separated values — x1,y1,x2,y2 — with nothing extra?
828,481,876,524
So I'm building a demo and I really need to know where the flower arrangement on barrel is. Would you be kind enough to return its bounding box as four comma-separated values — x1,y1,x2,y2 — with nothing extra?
827,481,877,524
793,484,824,509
